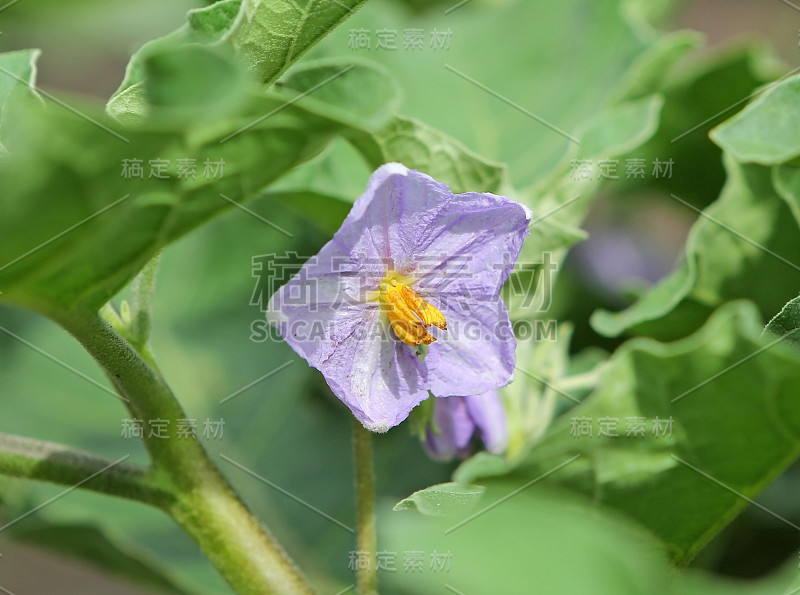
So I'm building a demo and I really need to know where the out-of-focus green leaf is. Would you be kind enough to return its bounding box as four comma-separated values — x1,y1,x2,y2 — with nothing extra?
0,47,399,317
110,44,253,124
591,157,800,339
711,74,800,165
773,161,800,223
384,483,800,594
276,58,402,133
268,136,372,203
324,0,687,190
620,0,683,36
575,95,663,161
765,294,800,348
519,92,665,264
265,190,351,235
458,301,800,564
0,49,39,107
620,44,780,207
501,325,580,460
7,520,194,594
347,115,505,194
392,482,485,516
140,45,252,126
0,49,41,144
612,30,702,101
384,487,673,594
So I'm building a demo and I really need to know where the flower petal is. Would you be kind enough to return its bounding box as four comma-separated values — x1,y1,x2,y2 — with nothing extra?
411,190,530,302
327,162,411,271
269,264,380,367
425,296,516,397
378,169,530,296
335,164,529,287
317,309,429,432
465,390,508,454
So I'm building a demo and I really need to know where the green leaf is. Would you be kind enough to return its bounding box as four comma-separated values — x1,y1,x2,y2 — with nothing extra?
514,93,664,271
611,30,702,101
107,44,254,127
265,190,351,235
620,0,684,36
773,161,800,223
630,43,781,208
329,0,690,190
347,115,505,194
503,325,581,459
7,520,194,594
458,301,800,564
524,217,588,255
0,49,41,144
276,58,401,133
0,49,40,106
229,0,369,84
143,46,251,117
711,74,800,165
109,0,369,109
765,294,800,348
0,50,397,317
187,0,242,41
575,95,664,160
384,485,800,594
591,157,800,340
392,482,485,517
383,488,673,594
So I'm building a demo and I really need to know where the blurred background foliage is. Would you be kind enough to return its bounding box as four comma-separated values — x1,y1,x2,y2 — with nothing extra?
2,0,800,593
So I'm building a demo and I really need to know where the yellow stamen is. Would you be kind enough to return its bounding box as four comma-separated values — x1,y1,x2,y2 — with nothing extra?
397,284,447,330
381,280,447,347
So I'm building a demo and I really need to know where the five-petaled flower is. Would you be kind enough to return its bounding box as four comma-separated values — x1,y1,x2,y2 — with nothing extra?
268,163,530,432
423,391,509,461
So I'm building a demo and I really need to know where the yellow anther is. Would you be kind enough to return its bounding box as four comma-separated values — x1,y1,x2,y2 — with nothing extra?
397,284,447,330
387,311,435,347
381,281,446,347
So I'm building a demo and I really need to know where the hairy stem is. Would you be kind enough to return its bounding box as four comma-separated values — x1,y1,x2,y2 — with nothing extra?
0,433,170,507
352,419,377,595
56,308,312,595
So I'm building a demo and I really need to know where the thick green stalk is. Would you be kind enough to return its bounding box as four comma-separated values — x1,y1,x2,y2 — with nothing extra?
56,308,312,595
352,419,377,595
0,433,170,507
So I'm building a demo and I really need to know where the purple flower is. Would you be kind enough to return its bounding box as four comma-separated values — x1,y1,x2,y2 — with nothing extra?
424,391,509,461
269,163,530,432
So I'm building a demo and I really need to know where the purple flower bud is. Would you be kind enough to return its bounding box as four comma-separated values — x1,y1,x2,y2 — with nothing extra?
424,391,508,461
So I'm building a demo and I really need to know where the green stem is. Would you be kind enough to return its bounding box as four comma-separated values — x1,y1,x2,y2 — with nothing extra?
56,308,313,595
352,420,377,595
0,433,170,507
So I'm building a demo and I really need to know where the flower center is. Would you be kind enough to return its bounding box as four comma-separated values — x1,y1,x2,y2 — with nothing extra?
377,275,447,347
